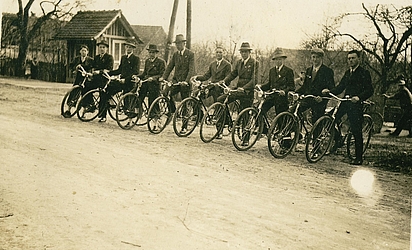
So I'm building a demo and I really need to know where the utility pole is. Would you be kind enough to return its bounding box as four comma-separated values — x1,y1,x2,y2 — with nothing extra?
186,0,192,49
164,0,179,62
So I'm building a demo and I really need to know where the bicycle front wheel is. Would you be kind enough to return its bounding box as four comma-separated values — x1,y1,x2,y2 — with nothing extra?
115,93,141,130
305,115,335,163
267,112,300,158
231,107,262,151
147,96,171,134
61,85,82,118
200,102,225,143
76,89,100,122
173,97,201,137
347,114,373,160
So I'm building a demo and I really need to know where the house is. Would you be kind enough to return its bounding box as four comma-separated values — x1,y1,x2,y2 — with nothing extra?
54,10,143,81
131,25,167,58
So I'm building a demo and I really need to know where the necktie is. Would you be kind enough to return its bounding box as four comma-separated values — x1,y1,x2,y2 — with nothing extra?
312,67,317,82
217,61,220,68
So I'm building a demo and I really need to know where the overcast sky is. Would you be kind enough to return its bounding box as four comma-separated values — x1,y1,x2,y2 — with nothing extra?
2,0,411,49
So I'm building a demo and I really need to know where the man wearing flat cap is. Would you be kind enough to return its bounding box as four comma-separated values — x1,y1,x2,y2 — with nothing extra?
297,47,335,124
98,41,140,122
138,44,166,110
159,34,195,113
260,47,295,133
384,78,412,137
218,42,259,111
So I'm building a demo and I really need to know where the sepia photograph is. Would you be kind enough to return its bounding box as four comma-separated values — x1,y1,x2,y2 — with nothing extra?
0,0,411,249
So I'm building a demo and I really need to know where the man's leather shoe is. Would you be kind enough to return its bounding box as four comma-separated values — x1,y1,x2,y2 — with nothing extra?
98,117,107,122
350,159,363,165
216,134,223,139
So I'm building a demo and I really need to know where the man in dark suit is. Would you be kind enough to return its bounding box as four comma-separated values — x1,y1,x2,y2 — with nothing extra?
194,46,231,102
297,48,335,124
217,42,259,111
159,34,195,113
384,79,412,137
261,47,295,116
98,42,140,122
138,44,166,109
323,50,374,165
81,40,114,111
91,40,114,88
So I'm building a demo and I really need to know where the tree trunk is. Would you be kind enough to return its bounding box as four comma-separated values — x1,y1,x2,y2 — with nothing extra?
16,34,30,77
164,0,179,63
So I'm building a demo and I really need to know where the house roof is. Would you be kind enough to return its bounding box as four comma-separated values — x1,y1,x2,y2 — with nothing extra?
131,25,166,46
54,10,142,44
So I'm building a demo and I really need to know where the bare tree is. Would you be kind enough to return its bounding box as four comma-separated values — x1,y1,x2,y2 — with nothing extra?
13,0,87,76
331,4,412,94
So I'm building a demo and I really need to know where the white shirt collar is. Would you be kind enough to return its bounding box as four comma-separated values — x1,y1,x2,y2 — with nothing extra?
243,57,250,65
179,48,186,55
277,64,284,71
313,64,321,72
350,65,359,72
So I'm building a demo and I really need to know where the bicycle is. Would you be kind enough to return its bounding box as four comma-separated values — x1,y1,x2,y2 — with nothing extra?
305,93,373,163
115,77,149,129
231,85,280,151
146,80,184,134
199,83,241,143
364,99,383,134
61,65,92,118
267,93,317,158
172,79,216,137
76,72,124,122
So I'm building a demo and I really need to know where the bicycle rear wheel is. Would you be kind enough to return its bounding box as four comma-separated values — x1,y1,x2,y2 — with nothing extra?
305,115,335,163
200,102,225,143
231,107,262,151
347,114,373,160
369,111,383,134
115,93,141,130
76,89,100,122
173,97,201,137
61,85,82,118
108,92,123,121
147,96,171,134
223,100,240,135
267,112,300,158
136,99,148,126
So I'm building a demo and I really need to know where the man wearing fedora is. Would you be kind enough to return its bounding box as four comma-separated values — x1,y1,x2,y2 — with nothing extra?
322,49,374,165
98,41,140,122
260,47,295,133
159,34,195,113
193,46,232,102
297,48,335,125
138,44,166,110
218,42,259,111
384,78,412,137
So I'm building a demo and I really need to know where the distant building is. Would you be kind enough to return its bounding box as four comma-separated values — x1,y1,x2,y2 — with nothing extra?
131,25,167,58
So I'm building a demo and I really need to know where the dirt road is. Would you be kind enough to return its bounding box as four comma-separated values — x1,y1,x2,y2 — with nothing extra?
0,77,411,249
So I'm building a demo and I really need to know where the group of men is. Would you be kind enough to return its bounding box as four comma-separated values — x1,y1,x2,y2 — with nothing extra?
71,34,374,165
